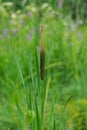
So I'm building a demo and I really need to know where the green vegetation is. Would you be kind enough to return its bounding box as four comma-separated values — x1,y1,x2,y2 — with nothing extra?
0,1,87,130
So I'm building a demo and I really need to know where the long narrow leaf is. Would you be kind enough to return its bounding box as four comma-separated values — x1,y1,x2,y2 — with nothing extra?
35,96,41,130
10,46,26,89
42,77,51,126
15,97,24,126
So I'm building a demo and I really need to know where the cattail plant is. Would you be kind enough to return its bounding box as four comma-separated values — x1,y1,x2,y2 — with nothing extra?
40,24,45,80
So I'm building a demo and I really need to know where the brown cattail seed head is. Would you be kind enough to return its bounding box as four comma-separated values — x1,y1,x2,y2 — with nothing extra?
40,50,45,80
40,24,45,80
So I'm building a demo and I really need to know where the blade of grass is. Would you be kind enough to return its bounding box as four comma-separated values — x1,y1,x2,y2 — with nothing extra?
15,97,24,126
9,46,26,89
53,116,56,130
42,77,51,128
28,47,35,89
35,48,40,88
47,95,56,130
27,86,32,110
35,96,41,130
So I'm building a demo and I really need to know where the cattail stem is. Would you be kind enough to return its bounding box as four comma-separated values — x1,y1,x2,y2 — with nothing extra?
40,24,45,80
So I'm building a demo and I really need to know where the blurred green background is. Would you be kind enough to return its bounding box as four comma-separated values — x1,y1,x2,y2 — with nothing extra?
0,0,87,130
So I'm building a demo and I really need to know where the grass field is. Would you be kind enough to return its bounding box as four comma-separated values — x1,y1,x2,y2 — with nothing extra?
0,2,87,130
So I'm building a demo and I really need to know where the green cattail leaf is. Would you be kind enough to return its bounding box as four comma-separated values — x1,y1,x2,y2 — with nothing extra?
42,77,51,124
35,48,40,90
47,95,56,130
15,97,23,126
35,96,41,130
28,47,35,89
53,117,56,130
